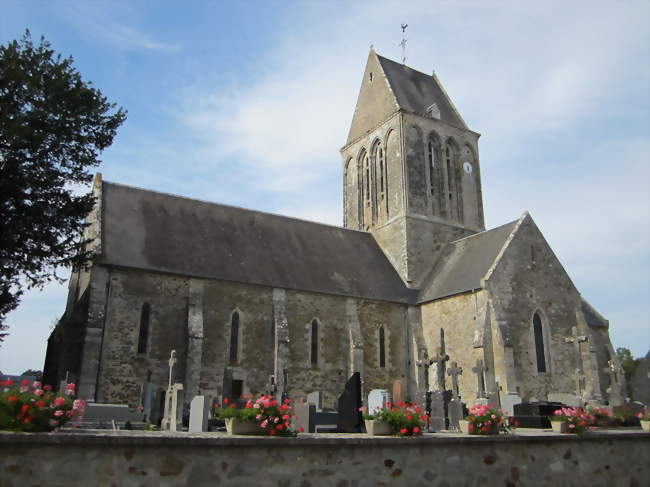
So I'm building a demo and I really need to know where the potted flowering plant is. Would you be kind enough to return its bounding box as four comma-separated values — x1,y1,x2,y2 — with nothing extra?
0,379,86,432
637,410,650,432
460,404,516,435
587,406,616,428
551,407,595,435
214,395,299,436
361,402,427,436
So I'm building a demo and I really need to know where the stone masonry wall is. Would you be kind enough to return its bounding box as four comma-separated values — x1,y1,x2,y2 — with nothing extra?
2,431,647,487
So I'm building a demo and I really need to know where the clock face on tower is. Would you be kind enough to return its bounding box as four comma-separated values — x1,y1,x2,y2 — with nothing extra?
463,161,473,174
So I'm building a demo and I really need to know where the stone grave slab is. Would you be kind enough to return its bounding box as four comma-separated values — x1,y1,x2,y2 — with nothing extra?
429,390,451,431
500,393,522,416
188,396,210,433
336,372,363,433
307,391,323,410
294,402,316,433
548,393,583,407
367,389,391,414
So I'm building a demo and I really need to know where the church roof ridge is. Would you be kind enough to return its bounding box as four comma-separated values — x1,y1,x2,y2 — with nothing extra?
101,179,371,236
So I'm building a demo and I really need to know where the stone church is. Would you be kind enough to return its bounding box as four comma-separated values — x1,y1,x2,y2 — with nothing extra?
43,50,623,414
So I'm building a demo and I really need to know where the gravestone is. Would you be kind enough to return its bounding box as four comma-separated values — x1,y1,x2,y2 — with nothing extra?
142,382,155,422
429,390,451,431
605,360,625,406
188,395,210,433
81,403,145,427
367,389,391,414
392,379,405,405
513,401,565,428
500,393,523,416
471,358,488,405
336,372,363,433
447,361,463,431
307,391,323,409
294,402,316,433
161,383,184,432
548,393,583,408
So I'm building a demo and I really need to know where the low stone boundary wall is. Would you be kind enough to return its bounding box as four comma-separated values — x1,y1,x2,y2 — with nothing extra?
1,430,648,486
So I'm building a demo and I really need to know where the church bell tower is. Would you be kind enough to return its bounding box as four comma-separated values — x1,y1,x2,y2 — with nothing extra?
341,50,485,288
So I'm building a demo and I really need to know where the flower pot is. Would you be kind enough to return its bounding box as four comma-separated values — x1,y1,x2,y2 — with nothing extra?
225,418,264,435
365,419,392,436
641,420,650,432
551,421,568,433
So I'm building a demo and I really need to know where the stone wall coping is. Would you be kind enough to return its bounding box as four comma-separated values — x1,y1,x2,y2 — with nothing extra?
1,429,647,448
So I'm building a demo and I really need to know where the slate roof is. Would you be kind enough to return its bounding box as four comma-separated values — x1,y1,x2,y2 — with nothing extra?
376,54,468,130
99,182,414,303
581,299,609,328
417,220,519,303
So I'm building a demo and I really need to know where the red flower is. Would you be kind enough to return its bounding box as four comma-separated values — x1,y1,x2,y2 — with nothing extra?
223,398,229,404
297,427,304,433
413,427,420,433
23,417,31,424
36,400,47,407
406,415,413,421
276,424,284,430
43,385,52,391
5,379,14,386
21,404,30,413
21,379,30,386
400,428,408,434
7,395,18,403
269,429,277,436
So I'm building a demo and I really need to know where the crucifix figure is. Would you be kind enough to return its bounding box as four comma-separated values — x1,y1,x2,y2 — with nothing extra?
431,329,450,391
167,350,177,389
564,327,588,395
447,361,463,400
471,358,488,399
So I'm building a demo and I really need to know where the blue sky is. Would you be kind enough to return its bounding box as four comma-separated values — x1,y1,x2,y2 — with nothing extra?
1,0,648,374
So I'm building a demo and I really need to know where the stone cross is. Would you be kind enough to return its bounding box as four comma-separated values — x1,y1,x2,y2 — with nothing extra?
447,361,463,399
604,359,624,406
471,358,488,399
167,350,177,389
565,327,588,395
416,353,434,410
431,329,450,391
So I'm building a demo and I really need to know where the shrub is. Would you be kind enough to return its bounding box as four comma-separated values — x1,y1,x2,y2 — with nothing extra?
0,379,85,432
552,407,595,435
214,395,298,437
464,404,516,435
361,401,427,436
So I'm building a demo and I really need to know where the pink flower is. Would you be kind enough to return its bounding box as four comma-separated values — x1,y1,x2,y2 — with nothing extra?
54,410,64,417
260,420,268,428
32,381,42,389
256,414,262,420
54,397,66,406
400,428,408,434
34,389,43,396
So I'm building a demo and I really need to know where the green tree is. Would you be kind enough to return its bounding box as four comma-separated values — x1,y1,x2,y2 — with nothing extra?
615,347,640,384
0,31,126,338
20,369,43,381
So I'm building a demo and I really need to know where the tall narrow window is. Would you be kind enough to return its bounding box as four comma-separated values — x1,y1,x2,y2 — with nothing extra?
364,154,370,203
137,303,150,354
310,320,318,366
533,313,546,372
428,140,435,197
379,326,386,368
446,146,453,197
230,311,240,363
378,148,385,199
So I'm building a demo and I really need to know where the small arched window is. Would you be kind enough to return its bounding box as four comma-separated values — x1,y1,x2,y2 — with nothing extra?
533,313,546,372
428,140,436,197
137,303,150,354
379,326,386,368
230,311,240,363
364,153,370,203
310,319,319,366
378,148,385,199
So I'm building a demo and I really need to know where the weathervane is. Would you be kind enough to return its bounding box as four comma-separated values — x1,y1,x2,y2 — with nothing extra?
399,23,408,64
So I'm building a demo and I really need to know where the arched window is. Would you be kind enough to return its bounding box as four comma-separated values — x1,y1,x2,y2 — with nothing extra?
533,313,546,372
428,140,436,197
310,319,319,366
378,148,385,199
137,303,150,354
379,326,386,368
229,311,240,363
364,153,370,204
